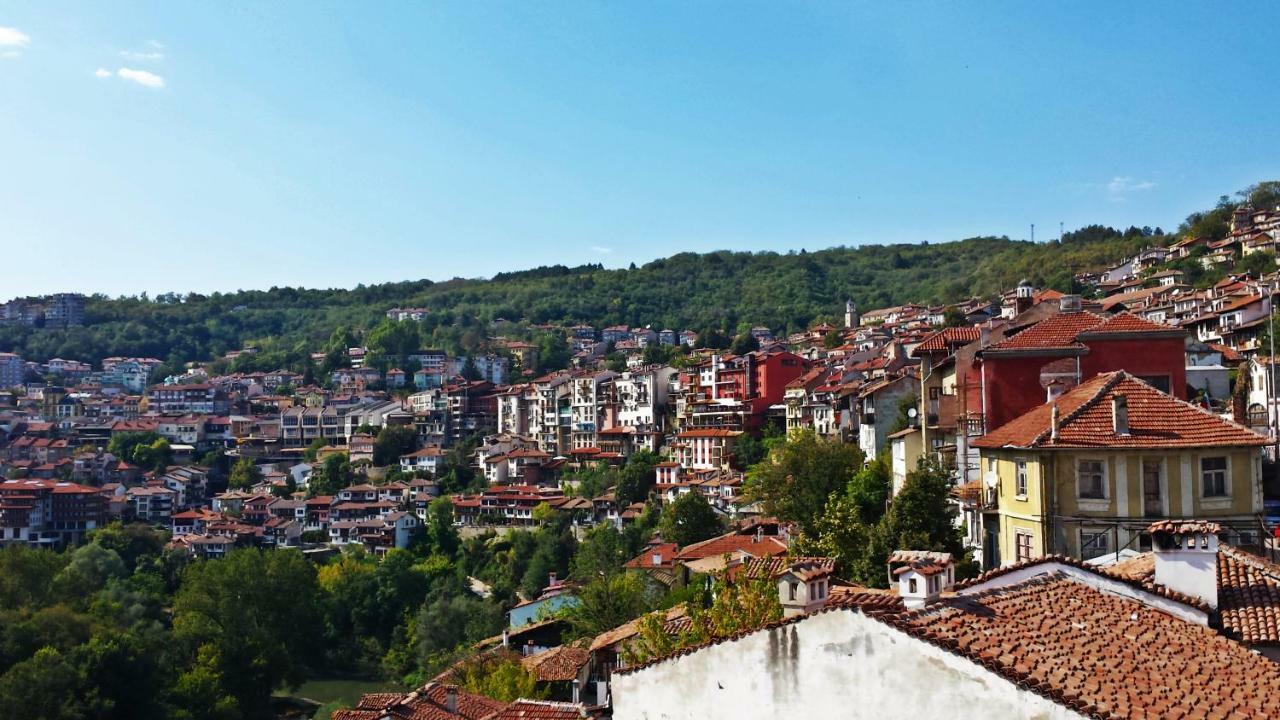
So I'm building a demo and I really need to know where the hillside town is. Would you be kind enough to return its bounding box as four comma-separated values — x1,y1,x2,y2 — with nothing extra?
2,203,1280,718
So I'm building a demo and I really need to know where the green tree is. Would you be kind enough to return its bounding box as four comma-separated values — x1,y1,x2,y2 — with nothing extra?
564,572,651,640
744,429,864,535
454,656,545,703
310,453,354,496
614,450,659,506
659,492,723,548
730,332,760,355
172,549,323,718
227,458,262,491
373,425,417,467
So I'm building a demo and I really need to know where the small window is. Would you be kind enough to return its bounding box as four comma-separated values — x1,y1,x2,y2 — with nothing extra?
788,582,798,601
1077,459,1106,500
908,578,918,594
1137,375,1171,394
1201,457,1228,497
986,457,996,473
1080,529,1110,560
1015,460,1028,497
1015,531,1034,562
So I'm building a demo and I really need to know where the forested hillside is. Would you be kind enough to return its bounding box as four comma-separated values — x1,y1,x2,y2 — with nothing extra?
2,182,1275,368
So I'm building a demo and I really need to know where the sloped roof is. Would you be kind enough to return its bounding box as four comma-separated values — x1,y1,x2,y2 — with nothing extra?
336,683,506,720
1108,545,1280,646
985,311,1106,351
910,326,981,356
880,572,1280,718
973,371,1269,449
520,645,591,682
1077,311,1185,337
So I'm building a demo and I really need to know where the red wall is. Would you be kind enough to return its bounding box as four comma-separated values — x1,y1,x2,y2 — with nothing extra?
1079,337,1186,398
981,336,1185,433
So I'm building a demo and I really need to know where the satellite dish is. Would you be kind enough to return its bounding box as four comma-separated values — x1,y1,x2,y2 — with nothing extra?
907,407,918,418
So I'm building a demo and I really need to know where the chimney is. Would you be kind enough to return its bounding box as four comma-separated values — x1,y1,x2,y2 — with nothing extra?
1050,404,1060,442
889,551,954,610
548,571,557,587
445,686,458,714
572,680,580,704
1059,295,1083,313
501,628,509,648
1112,394,1129,436
1150,521,1220,609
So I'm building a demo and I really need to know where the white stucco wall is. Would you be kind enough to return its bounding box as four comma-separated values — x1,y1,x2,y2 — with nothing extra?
610,610,1084,720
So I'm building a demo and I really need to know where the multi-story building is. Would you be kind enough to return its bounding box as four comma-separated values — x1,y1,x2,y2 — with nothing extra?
0,352,24,388
0,479,106,546
146,383,228,414
569,370,616,450
974,371,1268,566
44,293,86,328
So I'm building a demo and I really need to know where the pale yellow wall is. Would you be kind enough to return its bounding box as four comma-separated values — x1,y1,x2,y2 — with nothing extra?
982,446,1262,564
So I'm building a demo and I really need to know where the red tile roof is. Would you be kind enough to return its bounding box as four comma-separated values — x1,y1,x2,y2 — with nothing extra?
1109,545,1280,646
882,572,1280,718
520,645,591,683
985,311,1105,351
674,533,787,561
973,371,1269,449
336,683,505,720
910,326,981,355
1077,311,1184,337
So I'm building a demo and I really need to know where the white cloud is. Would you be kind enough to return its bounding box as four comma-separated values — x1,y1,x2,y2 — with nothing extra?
120,49,164,61
0,26,30,47
116,67,164,88
0,25,30,56
590,246,613,254
1106,176,1156,200
94,67,112,78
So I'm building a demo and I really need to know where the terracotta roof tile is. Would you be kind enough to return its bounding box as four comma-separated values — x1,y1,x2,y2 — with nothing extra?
911,326,981,356
974,371,1269,449
520,646,591,683
884,573,1280,718
986,311,1105,351
337,683,506,720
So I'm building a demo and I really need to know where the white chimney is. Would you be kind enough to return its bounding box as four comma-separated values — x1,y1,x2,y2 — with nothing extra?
1050,405,1060,442
1112,394,1129,436
889,551,954,610
1150,521,1220,609
446,686,458,714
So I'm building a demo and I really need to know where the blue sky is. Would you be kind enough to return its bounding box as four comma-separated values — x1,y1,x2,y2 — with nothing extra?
1,2,1277,298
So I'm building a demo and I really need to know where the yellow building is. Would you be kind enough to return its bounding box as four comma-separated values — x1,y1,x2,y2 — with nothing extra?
974,371,1268,565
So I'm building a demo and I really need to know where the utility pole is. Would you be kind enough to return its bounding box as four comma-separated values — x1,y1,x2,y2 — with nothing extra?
1031,223,1035,243
1060,222,1064,242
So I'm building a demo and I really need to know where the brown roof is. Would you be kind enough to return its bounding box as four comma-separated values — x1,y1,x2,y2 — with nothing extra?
880,572,1280,718
985,311,1106,351
674,533,787,562
1108,545,1280,647
910,326,981,356
520,645,591,683
336,683,505,720
973,371,1269,449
